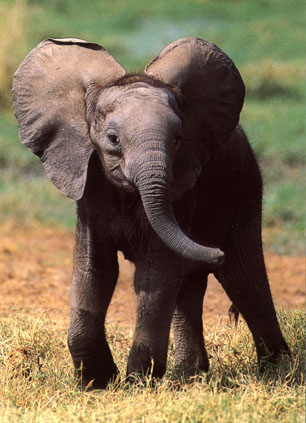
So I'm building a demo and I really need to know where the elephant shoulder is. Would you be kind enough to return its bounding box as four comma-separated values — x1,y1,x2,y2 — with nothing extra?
201,126,263,202
212,126,261,179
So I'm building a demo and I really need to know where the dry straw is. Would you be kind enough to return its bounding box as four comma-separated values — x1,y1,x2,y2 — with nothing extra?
0,0,28,110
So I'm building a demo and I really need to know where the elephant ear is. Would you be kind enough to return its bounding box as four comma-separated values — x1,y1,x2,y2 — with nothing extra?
145,37,245,148
12,38,126,200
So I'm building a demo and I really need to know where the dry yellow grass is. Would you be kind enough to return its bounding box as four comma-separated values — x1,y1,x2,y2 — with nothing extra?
0,311,304,423
0,0,28,109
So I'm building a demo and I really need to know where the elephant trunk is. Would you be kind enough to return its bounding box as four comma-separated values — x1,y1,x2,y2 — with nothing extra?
130,150,224,264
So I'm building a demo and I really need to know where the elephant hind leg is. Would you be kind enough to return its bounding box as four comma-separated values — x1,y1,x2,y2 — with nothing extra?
214,203,290,367
172,271,209,380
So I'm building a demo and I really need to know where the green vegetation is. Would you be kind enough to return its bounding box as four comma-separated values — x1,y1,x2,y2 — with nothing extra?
0,0,304,253
0,310,304,422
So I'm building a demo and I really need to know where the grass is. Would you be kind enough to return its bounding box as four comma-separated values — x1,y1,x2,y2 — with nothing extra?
0,0,304,254
0,310,304,422
241,97,305,255
0,112,76,227
0,0,28,110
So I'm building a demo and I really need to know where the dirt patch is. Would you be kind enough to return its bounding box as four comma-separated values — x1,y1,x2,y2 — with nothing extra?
0,223,304,327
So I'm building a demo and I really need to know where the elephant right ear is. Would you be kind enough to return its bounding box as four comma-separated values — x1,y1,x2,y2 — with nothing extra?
12,38,126,200
145,38,245,150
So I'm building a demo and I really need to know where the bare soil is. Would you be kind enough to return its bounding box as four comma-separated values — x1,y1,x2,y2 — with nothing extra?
0,223,304,328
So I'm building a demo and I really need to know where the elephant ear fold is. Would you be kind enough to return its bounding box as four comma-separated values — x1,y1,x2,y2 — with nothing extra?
13,38,126,200
145,37,245,146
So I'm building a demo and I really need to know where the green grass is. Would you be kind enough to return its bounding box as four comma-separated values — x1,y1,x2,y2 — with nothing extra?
0,170,76,227
241,97,305,254
0,310,304,422
0,112,40,172
0,113,76,227
0,0,304,254
24,0,305,71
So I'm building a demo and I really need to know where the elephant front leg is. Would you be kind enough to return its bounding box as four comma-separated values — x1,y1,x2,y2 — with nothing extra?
127,241,184,381
172,271,209,380
67,216,119,389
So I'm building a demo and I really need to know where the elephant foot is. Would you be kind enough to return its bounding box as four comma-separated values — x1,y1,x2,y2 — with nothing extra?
173,343,209,381
126,343,167,383
257,338,291,372
74,357,119,390
173,355,209,383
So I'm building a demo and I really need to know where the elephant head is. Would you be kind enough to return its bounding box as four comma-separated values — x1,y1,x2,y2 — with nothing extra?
13,37,245,264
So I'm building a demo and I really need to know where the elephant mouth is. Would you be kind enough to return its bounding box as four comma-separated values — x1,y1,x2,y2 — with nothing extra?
120,179,135,192
111,168,136,192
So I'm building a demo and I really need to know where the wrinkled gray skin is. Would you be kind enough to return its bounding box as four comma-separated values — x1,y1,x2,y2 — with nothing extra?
13,37,290,389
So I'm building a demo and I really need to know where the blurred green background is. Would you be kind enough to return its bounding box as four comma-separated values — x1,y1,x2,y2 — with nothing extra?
0,0,304,254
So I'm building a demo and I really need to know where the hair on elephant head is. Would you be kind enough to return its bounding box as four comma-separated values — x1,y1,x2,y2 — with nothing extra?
13,37,290,389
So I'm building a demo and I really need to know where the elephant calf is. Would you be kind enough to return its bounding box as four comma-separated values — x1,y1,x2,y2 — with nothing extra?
13,37,290,388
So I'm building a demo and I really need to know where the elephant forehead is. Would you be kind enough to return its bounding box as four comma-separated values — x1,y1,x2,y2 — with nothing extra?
99,83,177,108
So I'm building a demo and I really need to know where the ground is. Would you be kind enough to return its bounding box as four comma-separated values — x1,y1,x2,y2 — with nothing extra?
0,222,304,328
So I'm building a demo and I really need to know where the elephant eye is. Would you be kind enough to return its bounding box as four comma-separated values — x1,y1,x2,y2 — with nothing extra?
173,136,181,147
107,134,120,145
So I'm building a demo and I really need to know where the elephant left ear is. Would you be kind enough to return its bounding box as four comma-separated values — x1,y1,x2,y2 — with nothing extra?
145,37,245,147
12,38,126,200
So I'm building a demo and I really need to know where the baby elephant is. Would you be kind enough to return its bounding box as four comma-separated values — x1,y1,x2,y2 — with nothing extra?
13,37,290,388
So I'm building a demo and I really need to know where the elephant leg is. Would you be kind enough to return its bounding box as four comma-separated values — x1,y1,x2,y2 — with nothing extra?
127,238,184,381
214,202,290,367
172,271,209,379
67,213,119,389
